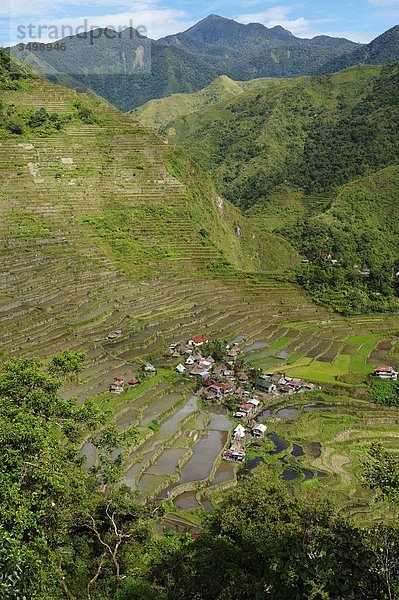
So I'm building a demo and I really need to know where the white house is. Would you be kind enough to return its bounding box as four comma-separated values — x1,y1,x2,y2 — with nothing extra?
252,424,267,438
234,424,246,439
233,411,247,418
374,366,398,380
176,364,186,375
248,398,261,407
144,363,156,373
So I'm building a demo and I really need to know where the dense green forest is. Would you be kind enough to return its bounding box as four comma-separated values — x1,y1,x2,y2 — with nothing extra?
2,354,399,599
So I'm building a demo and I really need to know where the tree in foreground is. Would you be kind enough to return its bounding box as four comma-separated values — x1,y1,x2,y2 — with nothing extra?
0,353,148,599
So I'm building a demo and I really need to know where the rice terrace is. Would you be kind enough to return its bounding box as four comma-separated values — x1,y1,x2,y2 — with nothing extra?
1,69,399,522
2,9,399,597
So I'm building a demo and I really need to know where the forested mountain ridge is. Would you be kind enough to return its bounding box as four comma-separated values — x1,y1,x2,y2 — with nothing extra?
160,14,357,60
10,16,399,111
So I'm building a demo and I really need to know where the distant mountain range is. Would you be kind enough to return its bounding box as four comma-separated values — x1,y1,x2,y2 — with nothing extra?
9,16,399,111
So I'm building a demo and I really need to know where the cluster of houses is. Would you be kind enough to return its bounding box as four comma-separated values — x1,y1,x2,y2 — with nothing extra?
171,336,240,382
255,373,313,396
302,253,343,266
109,363,157,394
373,365,398,381
109,375,139,395
222,421,268,463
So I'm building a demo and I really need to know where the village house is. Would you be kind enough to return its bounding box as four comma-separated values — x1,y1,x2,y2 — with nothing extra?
222,448,246,462
107,330,122,340
270,372,288,386
255,377,276,393
190,362,211,378
128,378,139,386
227,346,240,358
144,363,156,374
223,369,235,379
110,382,124,394
233,409,247,418
238,403,256,417
248,398,261,408
110,375,125,394
208,382,235,396
287,378,304,391
234,424,246,440
237,371,249,384
176,363,187,375
188,335,209,347
185,356,196,366
252,423,267,438
374,366,398,380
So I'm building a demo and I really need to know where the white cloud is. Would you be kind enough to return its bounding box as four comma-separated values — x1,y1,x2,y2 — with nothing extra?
8,8,195,43
8,0,153,18
236,5,336,38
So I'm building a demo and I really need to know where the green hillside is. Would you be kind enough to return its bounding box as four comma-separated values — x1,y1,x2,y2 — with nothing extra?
131,75,284,131
164,63,399,313
166,65,385,205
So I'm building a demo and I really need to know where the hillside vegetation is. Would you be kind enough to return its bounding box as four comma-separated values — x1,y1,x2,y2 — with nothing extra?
131,75,284,131
164,63,399,314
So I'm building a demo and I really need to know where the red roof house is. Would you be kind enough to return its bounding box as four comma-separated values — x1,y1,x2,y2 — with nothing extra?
190,335,209,346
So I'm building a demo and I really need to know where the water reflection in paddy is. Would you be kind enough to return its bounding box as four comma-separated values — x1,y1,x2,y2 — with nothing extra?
212,460,235,484
179,430,228,483
141,392,182,426
243,342,268,353
307,442,322,458
281,469,300,481
147,448,188,475
291,444,305,458
155,395,198,440
114,406,139,430
267,434,289,455
245,456,265,476
173,491,200,511
79,440,97,470
123,444,162,491
208,410,234,431
258,409,272,421
276,408,298,419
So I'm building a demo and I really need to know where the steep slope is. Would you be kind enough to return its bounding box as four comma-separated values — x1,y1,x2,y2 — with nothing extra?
0,52,312,373
320,25,399,74
166,64,396,208
165,62,399,313
131,75,285,131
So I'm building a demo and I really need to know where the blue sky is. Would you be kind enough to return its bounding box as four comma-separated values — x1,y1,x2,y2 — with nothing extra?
3,0,399,46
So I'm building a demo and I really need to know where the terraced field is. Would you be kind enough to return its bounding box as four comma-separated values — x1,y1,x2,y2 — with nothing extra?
2,69,399,517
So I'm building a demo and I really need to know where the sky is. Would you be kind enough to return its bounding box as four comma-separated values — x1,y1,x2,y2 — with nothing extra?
2,0,399,46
